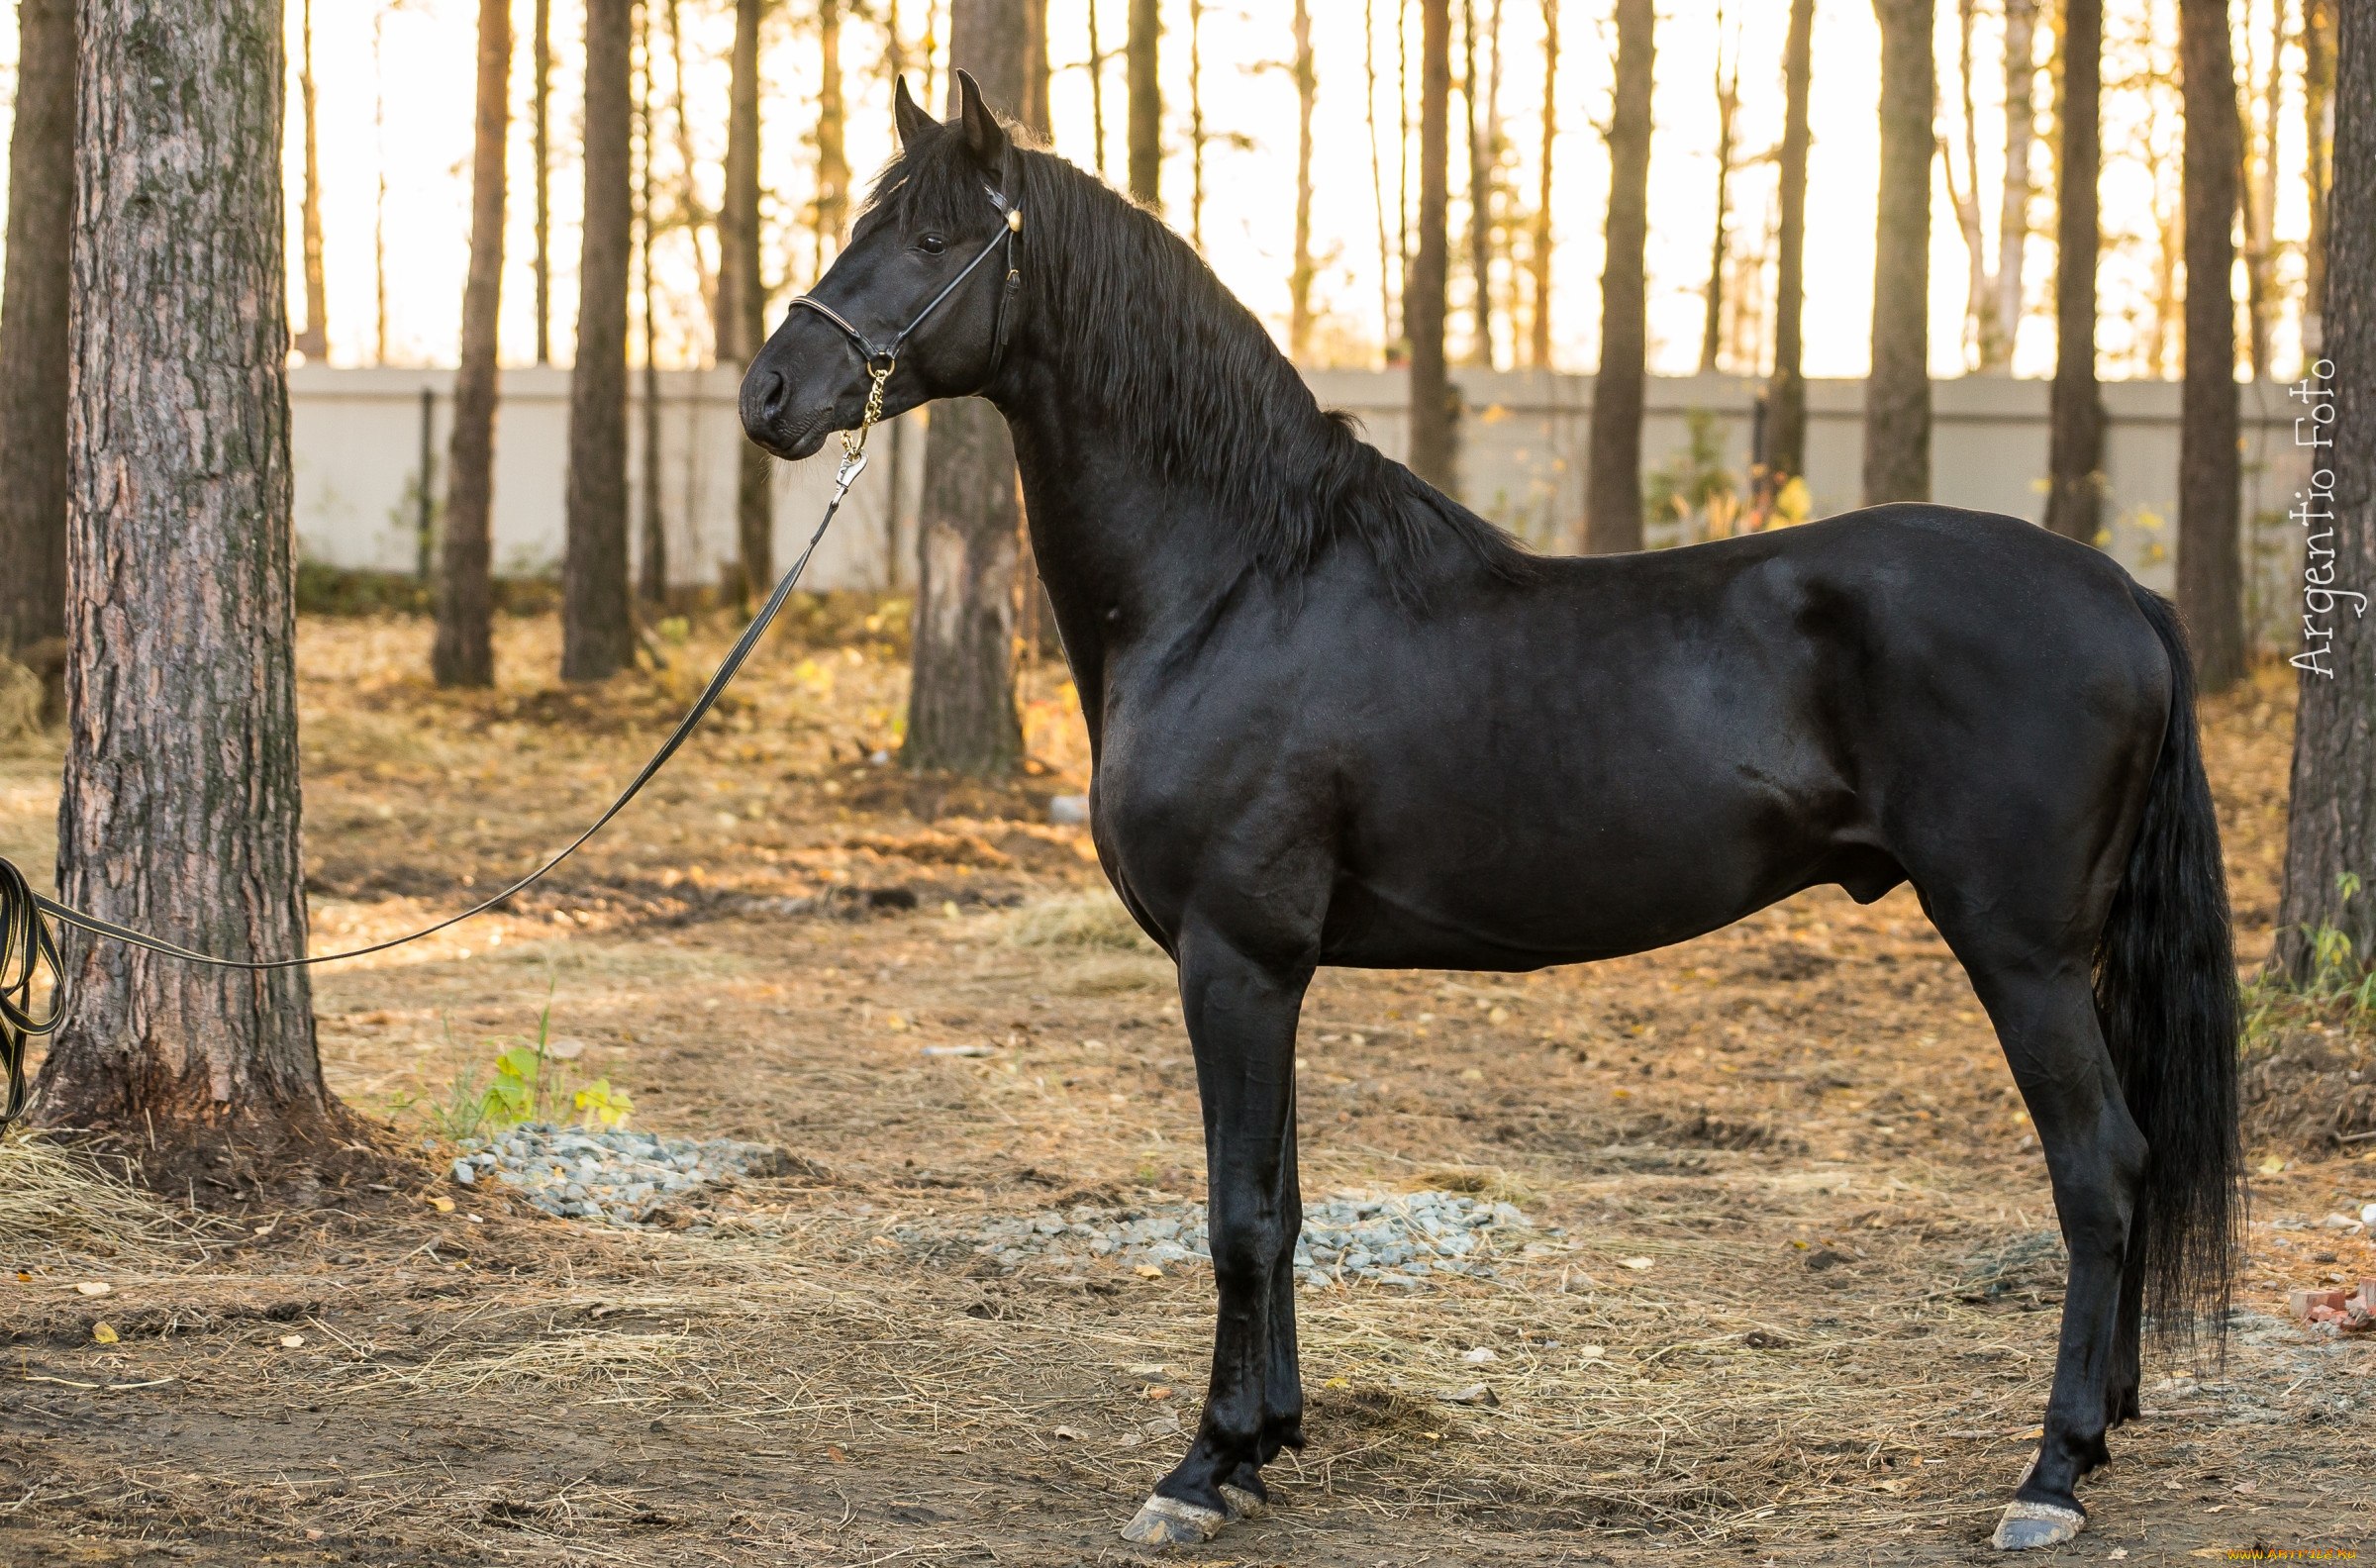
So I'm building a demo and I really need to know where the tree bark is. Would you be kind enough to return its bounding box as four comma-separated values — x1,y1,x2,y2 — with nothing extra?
1763,0,1814,493
1461,0,1488,366
1583,0,1652,552
2304,0,2334,357
1289,0,1317,360
902,0,1030,777
1402,0,1456,490
2044,0,2104,544
1188,0,1207,246
2178,0,2244,691
294,0,329,362
1527,0,1556,369
2272,0,2373,978
1991,0,2038,372
818,0,849,263
434,0,512,689
1862,0,1933,506
718,0,772,604
36,0,346,1158
1128,0,1160,208
1700,14,1737,376
535,0,554,365
563,0,636,683
0,0,74,658
638,7,668,606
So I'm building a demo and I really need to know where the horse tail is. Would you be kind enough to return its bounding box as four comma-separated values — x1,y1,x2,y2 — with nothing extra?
2095,583,2242,1355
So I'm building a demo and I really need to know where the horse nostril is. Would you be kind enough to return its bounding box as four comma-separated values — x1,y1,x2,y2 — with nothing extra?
741,365,791,436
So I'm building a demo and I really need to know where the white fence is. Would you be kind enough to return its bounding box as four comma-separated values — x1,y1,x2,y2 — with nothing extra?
292,364,2319,641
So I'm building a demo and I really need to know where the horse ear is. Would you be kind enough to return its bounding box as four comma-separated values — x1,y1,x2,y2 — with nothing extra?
893,75,935,149
952,69,1009,167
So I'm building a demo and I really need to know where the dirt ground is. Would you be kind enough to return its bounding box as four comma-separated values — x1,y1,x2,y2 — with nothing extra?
4,611,2373,1566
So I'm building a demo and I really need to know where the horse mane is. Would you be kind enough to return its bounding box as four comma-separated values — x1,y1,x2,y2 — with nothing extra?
855,129,1536,602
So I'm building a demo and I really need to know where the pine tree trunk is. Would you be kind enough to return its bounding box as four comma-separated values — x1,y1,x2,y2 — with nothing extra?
295,0,329,362
1128,0,1160,208
36,0,347,1161
2272,0,2372,977
1990,0,2037,372
2178,0,2244,691
435,0,511,689
1405,0,1456,491
902,0,1030,777
2306,0,2334,355
638,10,668,607
535,0,554,366
1763,0,1814,492
818,0,849,262
718,0,771,603
1584,0,1653,552
1188,0,1207,247
1289,0,1317,361
1527,0,1556,370
563,0,636,683
2045,0,2104,544
1024,0,1051,141
1862,0,1933,505
1700,24,1737,376
0,0,74,658
1461,0,1489,367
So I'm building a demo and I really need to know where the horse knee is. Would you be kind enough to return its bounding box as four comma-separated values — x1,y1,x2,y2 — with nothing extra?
1208,1204,1290,1283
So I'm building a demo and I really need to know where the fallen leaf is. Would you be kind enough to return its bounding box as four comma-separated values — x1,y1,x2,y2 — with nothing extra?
13,1272,29,1284
1461,1346,1497,1364
91,1323,118,1344
430,1196,456,1214
884,1014,909,1032
1144,1385,1173,1400
1577,1345,1607,1361
1134,1264,1163,1279
73,1281,112,1298
1620,1256,1653,1271
2259,1156,2287,1176
1439,1383,1499,1407
825,1445,846,1463
279,1333,306,1349
545,1037,588,1060
1053,1426,1084,1441
251,1225,273,1237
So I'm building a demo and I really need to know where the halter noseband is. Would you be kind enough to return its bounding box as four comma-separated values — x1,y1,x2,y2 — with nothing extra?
788,185,1024,393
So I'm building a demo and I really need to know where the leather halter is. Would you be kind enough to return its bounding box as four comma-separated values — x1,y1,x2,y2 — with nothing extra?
788,185,1024,393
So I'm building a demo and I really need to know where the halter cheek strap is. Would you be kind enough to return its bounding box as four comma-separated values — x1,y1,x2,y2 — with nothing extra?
789,185,1024,393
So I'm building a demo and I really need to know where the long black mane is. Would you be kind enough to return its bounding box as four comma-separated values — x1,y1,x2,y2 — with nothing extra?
856,130,1534,600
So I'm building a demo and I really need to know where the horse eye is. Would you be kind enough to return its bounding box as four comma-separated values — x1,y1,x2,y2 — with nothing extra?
917,234,947,256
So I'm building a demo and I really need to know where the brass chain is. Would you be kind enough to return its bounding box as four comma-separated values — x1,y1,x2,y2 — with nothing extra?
834,359,896,496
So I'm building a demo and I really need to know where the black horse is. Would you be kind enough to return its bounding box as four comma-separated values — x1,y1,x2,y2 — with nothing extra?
741,74,2240,1553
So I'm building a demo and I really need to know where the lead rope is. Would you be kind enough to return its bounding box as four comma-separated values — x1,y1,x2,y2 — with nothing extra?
0,360,897,1131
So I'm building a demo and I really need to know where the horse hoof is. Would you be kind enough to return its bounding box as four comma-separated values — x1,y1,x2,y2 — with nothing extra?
1121,1494,1228,1546
1990,1501,2085,1551
1220,1483,1266,1519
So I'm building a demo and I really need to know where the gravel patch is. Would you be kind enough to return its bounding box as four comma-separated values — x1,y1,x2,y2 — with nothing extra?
894,1190,1552,1288
451,1124,786,1225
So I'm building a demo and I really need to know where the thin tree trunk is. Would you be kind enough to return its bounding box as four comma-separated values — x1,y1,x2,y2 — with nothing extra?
1764,0,1814,492
1947,0,1989,369
1481,0,1506,355
1024,0,1050,141
434,0,513,689
1368,0,1396,356
2272,0,2373,978
1405,0,1456,491
2240,0,2284,380
818,0,850,266
0,0,74,658
1584,0,1653,552
1188,0,1206,247
1863,0,1933,505
2305,0,2333,355
1128,0,1160,208
664,0,715,340
1700,6,1737,376
1289,0,1318,361
372,13,390,362
295,0,330,362
36,0,345,1161
2178,0,2244,690
1992,0,2039,371
904,0,1030,776
563,0,636,682
2045,0,2104,544
1461,0,1487,366
1087,0,1108,175
1527,0,1555,369
638,0,667,606
718,0,772,605
535,0,554,364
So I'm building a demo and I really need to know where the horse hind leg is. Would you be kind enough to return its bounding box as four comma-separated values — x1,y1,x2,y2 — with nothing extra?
1955,957,2146,1551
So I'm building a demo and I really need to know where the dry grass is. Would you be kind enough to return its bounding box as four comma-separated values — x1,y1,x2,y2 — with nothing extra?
0,1130,205,1266
0,660,44,746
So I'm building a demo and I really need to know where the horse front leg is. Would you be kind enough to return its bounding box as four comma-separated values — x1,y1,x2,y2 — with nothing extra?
1122,930,1309,1546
